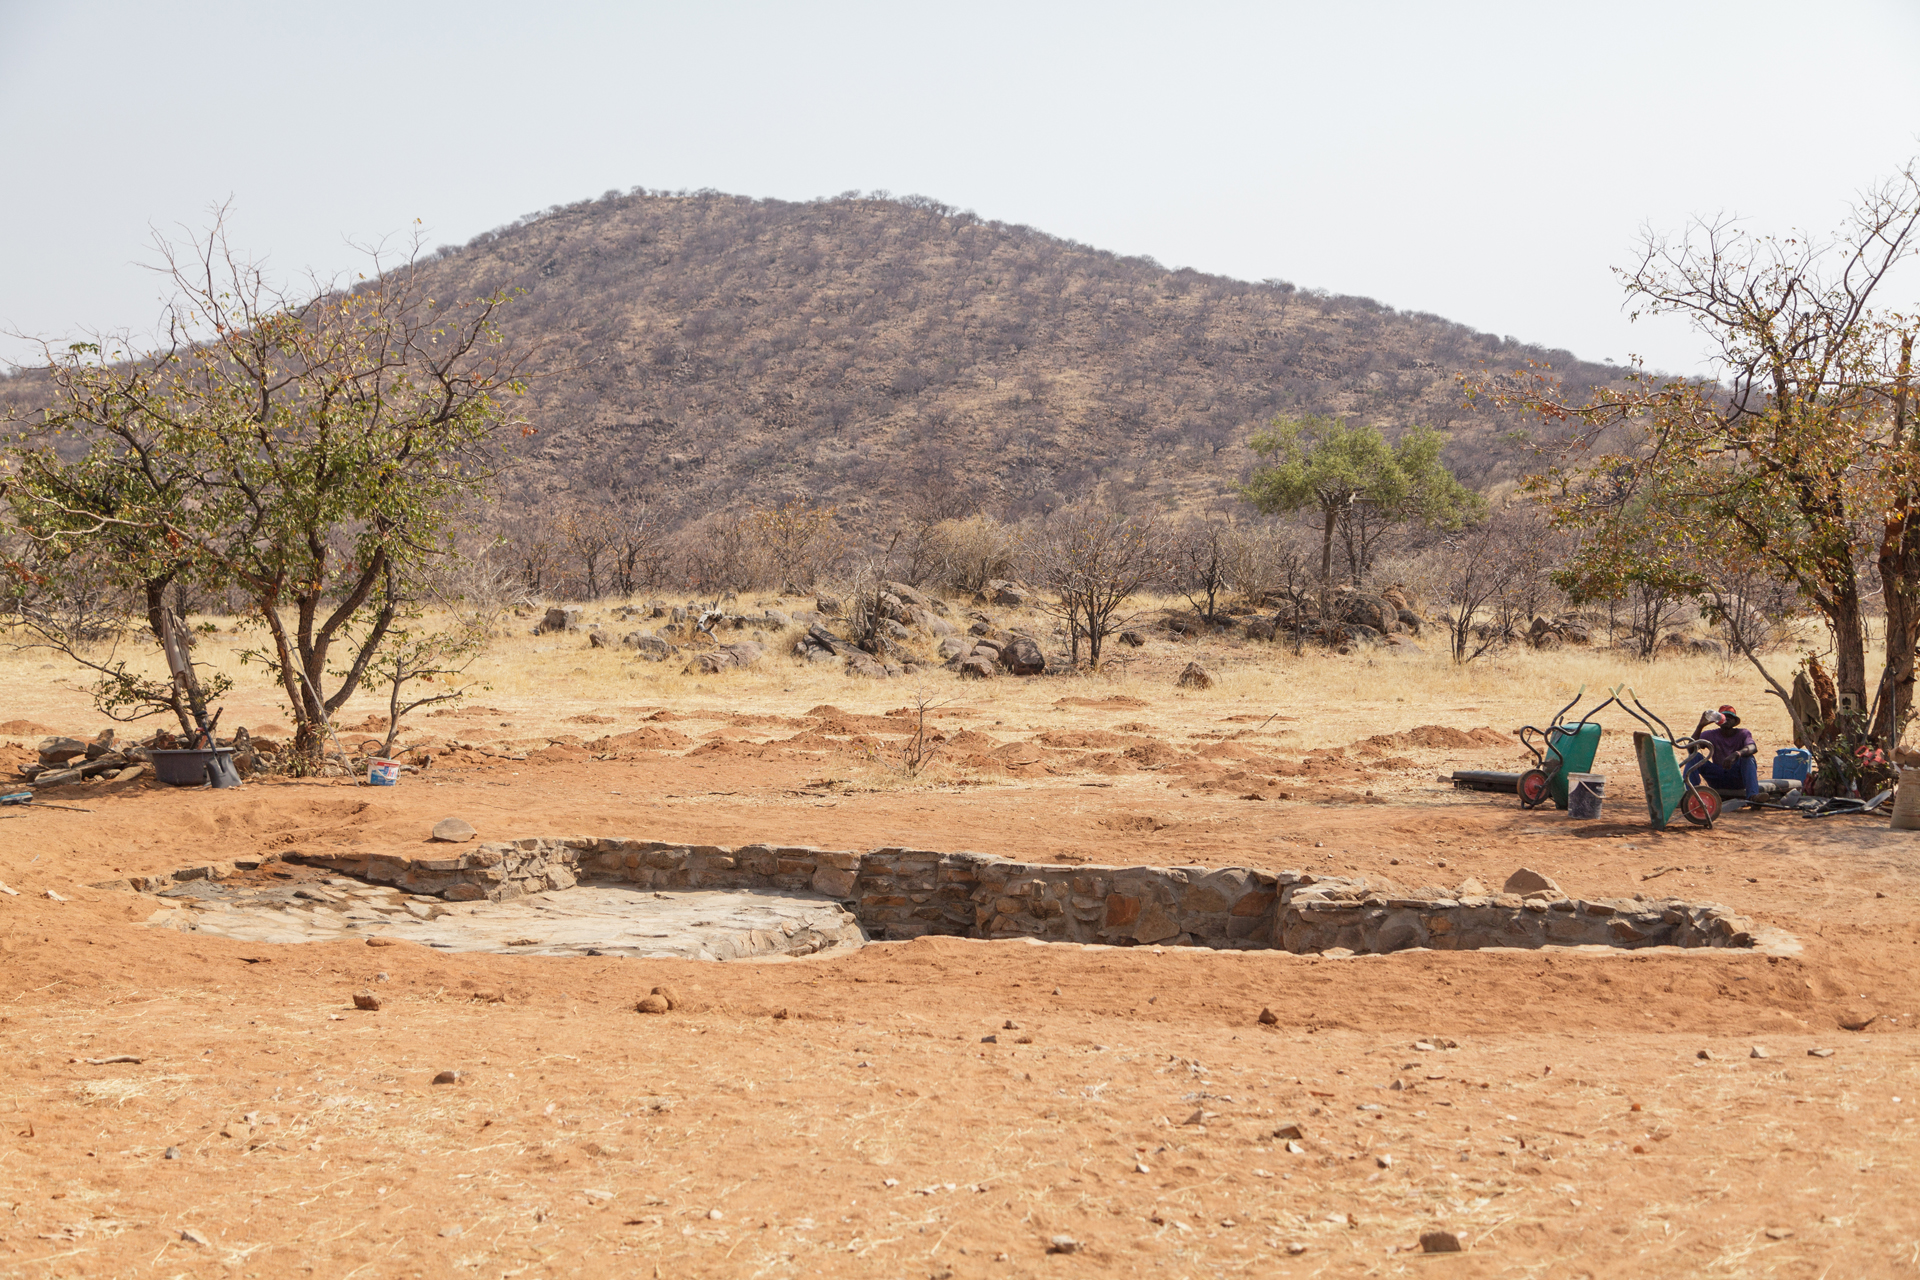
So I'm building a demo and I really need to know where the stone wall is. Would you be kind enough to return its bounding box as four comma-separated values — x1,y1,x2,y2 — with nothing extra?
283,838,1762,954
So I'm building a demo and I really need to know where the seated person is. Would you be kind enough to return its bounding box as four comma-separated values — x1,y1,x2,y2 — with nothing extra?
1695,705,1761,802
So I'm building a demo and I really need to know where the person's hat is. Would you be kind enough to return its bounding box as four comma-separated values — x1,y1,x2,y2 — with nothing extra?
1718,704,1741,728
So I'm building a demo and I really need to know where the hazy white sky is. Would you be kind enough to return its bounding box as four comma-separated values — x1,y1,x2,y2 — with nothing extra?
2,0,1917,373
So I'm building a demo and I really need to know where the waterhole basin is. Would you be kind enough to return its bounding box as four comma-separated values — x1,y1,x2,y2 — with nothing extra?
140,875,863,960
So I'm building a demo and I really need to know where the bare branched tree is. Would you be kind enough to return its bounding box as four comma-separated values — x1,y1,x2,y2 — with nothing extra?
1173,515,1234,621
1026,501,1170,668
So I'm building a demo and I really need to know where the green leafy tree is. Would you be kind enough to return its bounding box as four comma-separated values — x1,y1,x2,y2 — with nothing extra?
5,214,528,765
1242,415,1483,587
1507,161,1920,744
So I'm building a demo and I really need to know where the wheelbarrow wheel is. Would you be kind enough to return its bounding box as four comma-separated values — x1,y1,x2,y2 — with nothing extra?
1681,784,1720,827
1517,769,1553,809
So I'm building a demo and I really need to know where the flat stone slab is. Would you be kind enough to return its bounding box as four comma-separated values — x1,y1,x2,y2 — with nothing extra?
141,880,865,960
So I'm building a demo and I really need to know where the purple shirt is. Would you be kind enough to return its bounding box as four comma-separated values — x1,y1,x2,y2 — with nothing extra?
1698,724,1754,768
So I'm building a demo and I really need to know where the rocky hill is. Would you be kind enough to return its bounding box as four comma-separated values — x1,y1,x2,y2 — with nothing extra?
1,190,1627,540
408,190,1622,530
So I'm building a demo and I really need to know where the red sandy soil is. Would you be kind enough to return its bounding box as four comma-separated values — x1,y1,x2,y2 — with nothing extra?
2,715,1918,1277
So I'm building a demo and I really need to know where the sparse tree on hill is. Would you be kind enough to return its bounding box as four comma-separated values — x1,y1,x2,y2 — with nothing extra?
1027,501,1170,668
1173,515,1235,621
1242,415,1483,590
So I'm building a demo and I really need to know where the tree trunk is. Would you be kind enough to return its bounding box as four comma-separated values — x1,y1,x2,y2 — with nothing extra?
143,578,196,738
1830,586,1869,725
1318,505,1336,596
1873,332,1917,748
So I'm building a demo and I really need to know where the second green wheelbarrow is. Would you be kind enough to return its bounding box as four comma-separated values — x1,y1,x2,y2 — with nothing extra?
1622,692,1720,829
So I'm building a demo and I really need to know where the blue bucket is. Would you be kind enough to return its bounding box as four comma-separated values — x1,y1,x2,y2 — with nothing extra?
1772,748,1811,783
368,759,401,786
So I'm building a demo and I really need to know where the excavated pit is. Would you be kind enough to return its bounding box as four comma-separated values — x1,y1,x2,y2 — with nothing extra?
124,862,862,960
98,836,1795,961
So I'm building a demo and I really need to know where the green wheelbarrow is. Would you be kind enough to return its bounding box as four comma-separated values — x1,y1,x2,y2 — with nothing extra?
1621,691,1720,830
1515,685,1610,810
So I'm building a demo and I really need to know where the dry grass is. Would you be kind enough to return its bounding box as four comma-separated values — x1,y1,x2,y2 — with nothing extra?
0,593,1827,783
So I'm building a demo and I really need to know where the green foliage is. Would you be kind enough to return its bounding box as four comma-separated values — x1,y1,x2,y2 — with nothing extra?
1242,415,1483,583
4,218,528,761
1508,160,1920,734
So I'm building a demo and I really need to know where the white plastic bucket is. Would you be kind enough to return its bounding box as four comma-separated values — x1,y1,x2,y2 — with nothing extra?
368,758,401,786
1567,772,1606,820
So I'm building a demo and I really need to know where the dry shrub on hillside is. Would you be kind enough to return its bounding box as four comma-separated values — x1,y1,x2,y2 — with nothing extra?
919,515,1021,594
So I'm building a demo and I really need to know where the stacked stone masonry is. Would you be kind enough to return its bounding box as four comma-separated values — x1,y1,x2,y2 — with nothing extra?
280,839,1761,954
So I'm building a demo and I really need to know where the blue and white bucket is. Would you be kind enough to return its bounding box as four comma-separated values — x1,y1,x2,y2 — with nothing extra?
368,758,401,786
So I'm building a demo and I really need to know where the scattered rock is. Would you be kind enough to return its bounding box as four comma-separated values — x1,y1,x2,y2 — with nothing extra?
1119,630,1146,647
1501,867,1562,897
1047,1235,1079,1255
534,606,582,635
1286,1242,1308,1255
1376,1154,1393,1168
1419,1229,1464,1253
1272,1123,1304,1140
636,995,671,1015
957,656,996,680
1176,661,1214,690
1455,877,1487,897
439,1225,464,1238
707,1208,724,1221
979,1034,998,1044
998,636,1046,676
1841,1015,1879,1032
432,1070,464,1085
1697,1049,1714,1060
1258,1007,1278,1025
366,937,397,947
651,985,681,1010
684,641,764,675
1750,1045,1769,1059
163,1146,180,1160
36,736,88,764
1764,1227,1794,1240
984,580,1028,608
622,633,677,661
1809,1048,1835,1058
180,1228,211,1246
430,817,477,843
1284,1140,1305,1154
353,992,382,1011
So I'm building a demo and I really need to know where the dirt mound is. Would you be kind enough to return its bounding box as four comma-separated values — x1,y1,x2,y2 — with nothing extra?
0,719,60,736
1053,695,1149,710
566,714,615,725
943,729,1002,753
1122,740,1187,768
1354,724,1515,753
1034,729,1132,749
586,727,694,754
